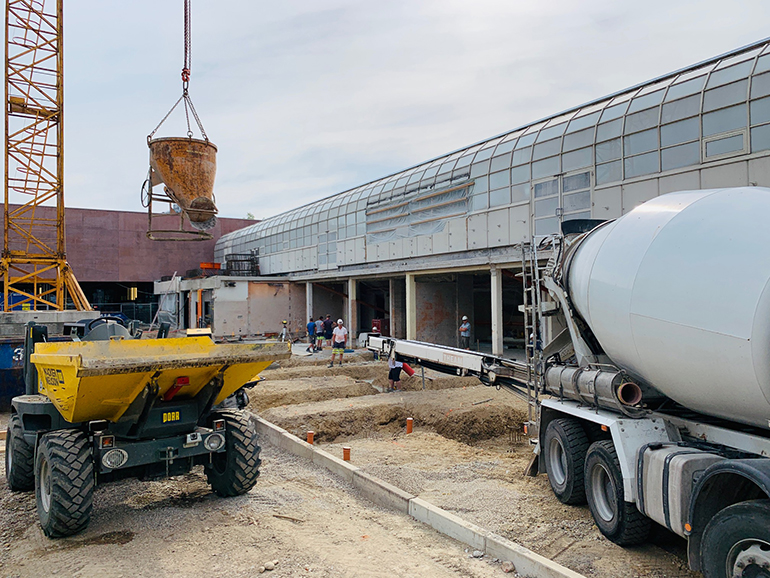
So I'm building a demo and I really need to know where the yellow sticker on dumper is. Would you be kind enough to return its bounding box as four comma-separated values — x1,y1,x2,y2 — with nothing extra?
163,411,180,423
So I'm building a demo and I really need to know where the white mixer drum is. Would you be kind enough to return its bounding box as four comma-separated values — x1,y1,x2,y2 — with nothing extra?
567,187,770,429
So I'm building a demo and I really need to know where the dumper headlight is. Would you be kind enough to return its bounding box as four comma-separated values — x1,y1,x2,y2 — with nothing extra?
102,448,129,469
205,433,225,451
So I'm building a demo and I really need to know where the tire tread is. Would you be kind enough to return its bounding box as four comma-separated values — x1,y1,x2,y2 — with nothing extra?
205,410,261,497
6,414,34,491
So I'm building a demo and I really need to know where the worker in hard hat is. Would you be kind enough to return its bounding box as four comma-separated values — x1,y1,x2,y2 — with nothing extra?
280,319,288,342
459,315,471,350
328,318,348,368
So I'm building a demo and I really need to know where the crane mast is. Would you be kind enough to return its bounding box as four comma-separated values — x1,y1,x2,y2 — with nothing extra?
3,0,90,311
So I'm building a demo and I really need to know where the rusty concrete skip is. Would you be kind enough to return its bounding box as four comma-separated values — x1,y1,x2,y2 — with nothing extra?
148,137,218,230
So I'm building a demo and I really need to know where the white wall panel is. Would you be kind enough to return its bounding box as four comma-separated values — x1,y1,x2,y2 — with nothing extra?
701,161,748,189
432,231,449,254
487,208,509,247
448,218,467,252
659,171,700,195
468,213,488,249
749,157,770,187
622,180,659,213
389,239,403,260
593,186,622,219
417,235,432,256
354,237,365,263
509,205,530,243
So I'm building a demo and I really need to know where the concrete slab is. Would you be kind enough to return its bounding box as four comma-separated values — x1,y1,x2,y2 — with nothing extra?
486,532,586,578
409,497,487,552
352,470,413,514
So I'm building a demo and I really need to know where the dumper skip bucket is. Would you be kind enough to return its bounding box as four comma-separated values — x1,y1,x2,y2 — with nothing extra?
149,137,218,230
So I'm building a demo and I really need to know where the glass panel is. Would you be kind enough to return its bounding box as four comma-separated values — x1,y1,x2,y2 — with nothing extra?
627,90,664,113
511,183,529,203
596,119,623,141
490,154,512,172
470,193,488,211
601,102,629,121
493,140,517,155
596,138,621,162
564,210,591,221
407,171,424,184
563,172,590,193
563,190,590,212
472,175,488,193
624,108,659,133
702,103,747,136
667,77,707,102
537,122,567,142
751,96,770,126
532,156,560,179
533,138,561,160
474,147,495,162
755,54,770,75
534,178,558,198
512,146,532,165
511,164,529,184
751,124,770,151
624,129,658,156
624,151,659,178
489,170,510,189
422,166,439,179
707,61,753,88
703,80,748,112
751,72,770,99
661,142,700,171
705,134,744,157
661,117,699,147
535,196,559,218
489,187,510,207
455,154,474,169
566,111,600,133
563,128,594,151
470,160,489,178
535,217,559,236
517,133,537,148
661,95,701,123
562,147,592,172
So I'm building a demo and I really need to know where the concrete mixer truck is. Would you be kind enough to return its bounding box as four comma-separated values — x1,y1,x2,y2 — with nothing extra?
368,187,770,578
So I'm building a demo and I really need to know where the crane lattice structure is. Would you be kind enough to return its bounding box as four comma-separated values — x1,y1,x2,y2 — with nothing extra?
2,0,90,311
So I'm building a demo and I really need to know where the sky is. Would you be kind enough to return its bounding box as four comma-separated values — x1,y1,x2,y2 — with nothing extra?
8,0,770,220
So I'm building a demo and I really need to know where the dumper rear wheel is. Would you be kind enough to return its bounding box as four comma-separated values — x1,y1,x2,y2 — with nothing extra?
205,410,261,497
35,430,94,538
6,414,34,491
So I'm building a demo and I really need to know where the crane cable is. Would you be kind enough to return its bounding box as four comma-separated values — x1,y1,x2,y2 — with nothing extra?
148,0,208,142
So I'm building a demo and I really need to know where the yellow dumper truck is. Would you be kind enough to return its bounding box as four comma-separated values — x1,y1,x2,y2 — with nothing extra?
5,319,289,537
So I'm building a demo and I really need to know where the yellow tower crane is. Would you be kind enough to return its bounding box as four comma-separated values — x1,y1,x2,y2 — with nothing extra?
2,0,90,311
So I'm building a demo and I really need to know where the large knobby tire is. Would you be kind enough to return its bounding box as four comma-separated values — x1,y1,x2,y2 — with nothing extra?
205,410,261,497
35,430,94,538
701,500,770,578
543,418,589,505
584,440,651,546
6,414,34,491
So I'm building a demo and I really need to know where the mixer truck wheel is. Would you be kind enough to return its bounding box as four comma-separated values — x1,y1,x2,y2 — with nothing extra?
205,410,262,497
35,429,94,538
584,440,651,546
543,418,589,505
700,500,770,578
6,414,34,491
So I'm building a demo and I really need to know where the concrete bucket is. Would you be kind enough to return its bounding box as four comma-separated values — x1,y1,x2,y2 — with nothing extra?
148,137,218,230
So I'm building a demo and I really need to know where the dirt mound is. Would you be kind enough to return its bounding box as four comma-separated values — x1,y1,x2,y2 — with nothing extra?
261,387,526,445
247,377,378,412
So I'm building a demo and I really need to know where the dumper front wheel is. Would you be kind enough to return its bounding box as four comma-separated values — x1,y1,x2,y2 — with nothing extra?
35,430,94,538
205,410,261,497
6,414,34,491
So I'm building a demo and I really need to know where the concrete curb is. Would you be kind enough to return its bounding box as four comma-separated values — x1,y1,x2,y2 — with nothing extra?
254,417,586,578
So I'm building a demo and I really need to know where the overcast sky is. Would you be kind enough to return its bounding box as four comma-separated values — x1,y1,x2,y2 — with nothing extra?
11,1,770,220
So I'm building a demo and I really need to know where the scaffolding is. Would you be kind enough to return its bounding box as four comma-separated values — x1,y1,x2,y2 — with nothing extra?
2,0,90,311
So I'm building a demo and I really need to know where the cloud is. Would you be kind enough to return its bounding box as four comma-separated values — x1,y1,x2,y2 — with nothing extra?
4,0,768,222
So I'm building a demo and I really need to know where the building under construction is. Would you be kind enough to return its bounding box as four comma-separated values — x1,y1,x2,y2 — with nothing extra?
157,37,770,352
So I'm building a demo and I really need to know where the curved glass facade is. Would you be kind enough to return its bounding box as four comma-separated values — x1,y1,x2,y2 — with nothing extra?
217,38,770,274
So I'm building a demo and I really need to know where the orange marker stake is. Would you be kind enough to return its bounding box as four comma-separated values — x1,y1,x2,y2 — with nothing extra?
307,431,315,445
343,447,351,461
406,417,413,434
